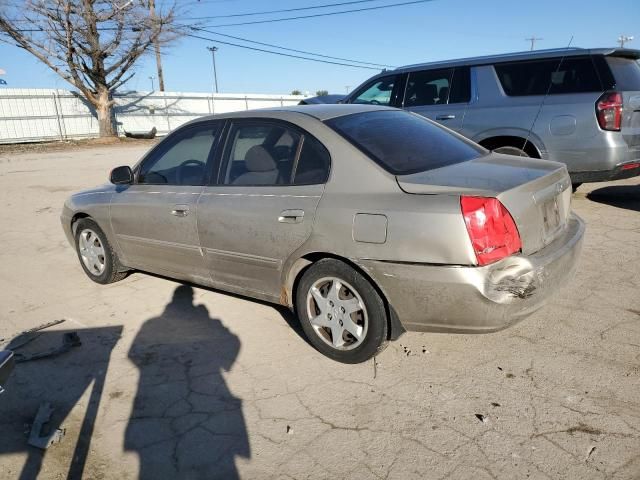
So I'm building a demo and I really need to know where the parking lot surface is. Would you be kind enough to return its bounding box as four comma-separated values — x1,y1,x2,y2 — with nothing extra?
0,144,639,479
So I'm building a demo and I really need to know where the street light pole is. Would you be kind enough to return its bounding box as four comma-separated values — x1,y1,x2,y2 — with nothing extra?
149,75,155,91
207,46,219,94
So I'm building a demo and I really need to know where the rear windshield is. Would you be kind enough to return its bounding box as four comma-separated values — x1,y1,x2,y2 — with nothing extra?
495,56,603,96
606,56,640,90
325,110,484,175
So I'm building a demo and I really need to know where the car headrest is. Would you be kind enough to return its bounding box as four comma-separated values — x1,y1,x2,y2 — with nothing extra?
245,145,276,172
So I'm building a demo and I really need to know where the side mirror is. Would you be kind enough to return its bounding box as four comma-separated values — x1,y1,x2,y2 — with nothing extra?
110,166,133,185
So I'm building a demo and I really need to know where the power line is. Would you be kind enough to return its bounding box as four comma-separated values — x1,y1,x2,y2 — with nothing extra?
186,31,381,70
187,25,395,68
181,0,388,20
193,0,436,28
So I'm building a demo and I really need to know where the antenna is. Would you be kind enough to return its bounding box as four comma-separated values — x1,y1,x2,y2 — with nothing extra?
522,36,574,154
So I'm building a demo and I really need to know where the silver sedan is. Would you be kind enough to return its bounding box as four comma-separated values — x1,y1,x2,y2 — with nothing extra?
61,105,585,363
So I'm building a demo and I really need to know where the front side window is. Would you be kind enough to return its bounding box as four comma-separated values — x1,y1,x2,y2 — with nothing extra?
138,124,219,185
221,121,330,186
350,76,399,106
327,110,484,175
495,56,602,96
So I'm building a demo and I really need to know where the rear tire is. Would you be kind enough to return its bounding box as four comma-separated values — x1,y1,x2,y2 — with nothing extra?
295,259,388,364
74,218,128,284
493,146,530,157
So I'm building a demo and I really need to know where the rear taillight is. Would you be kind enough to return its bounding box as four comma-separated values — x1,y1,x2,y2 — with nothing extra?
461,196,522,266
596,91,623,131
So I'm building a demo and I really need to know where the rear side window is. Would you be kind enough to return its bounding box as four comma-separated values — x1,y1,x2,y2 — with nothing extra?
605,56,640,90
403,67,471,107
326,110,484,175
495,56,603,96
404,68,453,106
294,136,331,184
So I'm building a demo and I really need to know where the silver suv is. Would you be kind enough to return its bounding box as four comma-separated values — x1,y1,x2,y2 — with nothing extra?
343,48,640,188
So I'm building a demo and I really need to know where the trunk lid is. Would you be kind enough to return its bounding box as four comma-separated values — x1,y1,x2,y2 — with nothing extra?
397,153,572,255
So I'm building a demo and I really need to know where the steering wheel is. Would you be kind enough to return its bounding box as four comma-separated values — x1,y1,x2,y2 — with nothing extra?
176,159,205,185
369,100,381,105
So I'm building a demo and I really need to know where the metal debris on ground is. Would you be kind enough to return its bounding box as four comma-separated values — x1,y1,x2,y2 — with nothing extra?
27,402,66,449
475,414,488,423
2,319,65,350
14,332,81,363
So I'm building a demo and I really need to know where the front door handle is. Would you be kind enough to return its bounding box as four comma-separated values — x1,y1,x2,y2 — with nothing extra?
436,114,456,120
278,209,304,224
171,204,190,217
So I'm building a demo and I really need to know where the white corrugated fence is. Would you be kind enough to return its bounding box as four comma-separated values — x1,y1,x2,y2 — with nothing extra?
0,89,306,144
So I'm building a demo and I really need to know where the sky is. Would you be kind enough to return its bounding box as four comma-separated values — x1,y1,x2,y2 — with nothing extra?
0,0,638,95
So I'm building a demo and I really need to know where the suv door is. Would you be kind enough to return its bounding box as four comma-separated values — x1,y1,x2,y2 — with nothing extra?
110,122,221,283
197,119,331,300
401,67,470,131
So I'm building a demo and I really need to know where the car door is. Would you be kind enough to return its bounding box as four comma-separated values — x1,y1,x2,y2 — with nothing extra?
110,121,222,283
402,67,470,131
197,119,331,300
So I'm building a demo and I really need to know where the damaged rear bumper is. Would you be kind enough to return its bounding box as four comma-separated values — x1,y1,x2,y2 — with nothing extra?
360,213,585,333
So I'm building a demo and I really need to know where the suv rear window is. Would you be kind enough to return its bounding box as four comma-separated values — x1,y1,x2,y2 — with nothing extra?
495,56,603,96
326,110,484,175
605,56,640,90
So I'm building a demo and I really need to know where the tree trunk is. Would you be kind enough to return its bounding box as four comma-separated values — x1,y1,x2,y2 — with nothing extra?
96,88,115,137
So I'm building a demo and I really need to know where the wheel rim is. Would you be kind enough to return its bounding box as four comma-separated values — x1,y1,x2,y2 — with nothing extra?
79,228,106,276
306,277,368,351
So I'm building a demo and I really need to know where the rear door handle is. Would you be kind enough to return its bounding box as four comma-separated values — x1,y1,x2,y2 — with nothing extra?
171,204,190,217
436,114,456,120
278,209,304,224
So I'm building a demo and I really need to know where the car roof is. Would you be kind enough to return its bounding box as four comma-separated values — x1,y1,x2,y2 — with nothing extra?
391,47,640,74
196,104,395,123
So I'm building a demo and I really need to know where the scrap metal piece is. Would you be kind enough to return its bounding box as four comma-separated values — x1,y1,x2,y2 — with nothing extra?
14,332,81,363
28,402,66,449
3,319,66,350
0,350,15,394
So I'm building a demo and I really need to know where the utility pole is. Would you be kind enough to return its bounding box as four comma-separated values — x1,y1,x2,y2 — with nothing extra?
149,0,165,91
345,85,351,93
149,75,155,91
207,46,219,93
525,36,543,51
618,35,634,48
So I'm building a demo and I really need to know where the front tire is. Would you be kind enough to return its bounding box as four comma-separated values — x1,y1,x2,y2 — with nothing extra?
74,218,127,284
295,259,388,363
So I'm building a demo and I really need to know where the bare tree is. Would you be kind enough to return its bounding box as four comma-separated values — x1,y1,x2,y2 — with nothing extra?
0,0,180,136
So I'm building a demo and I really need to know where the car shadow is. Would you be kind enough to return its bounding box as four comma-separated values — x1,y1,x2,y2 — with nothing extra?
0,325,122,480
125,284,250,479
586,183,640,212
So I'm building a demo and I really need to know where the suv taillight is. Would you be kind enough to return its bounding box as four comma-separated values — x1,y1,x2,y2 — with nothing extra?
461,196,522,266
596,91,623,131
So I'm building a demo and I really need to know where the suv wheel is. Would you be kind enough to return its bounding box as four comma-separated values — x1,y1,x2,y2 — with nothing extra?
493,146,529,157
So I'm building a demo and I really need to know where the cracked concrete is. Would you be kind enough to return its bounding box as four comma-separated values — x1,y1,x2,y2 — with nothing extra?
0,144,638,479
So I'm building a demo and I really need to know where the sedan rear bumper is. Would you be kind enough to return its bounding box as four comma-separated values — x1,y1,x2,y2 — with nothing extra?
359,213,585,333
